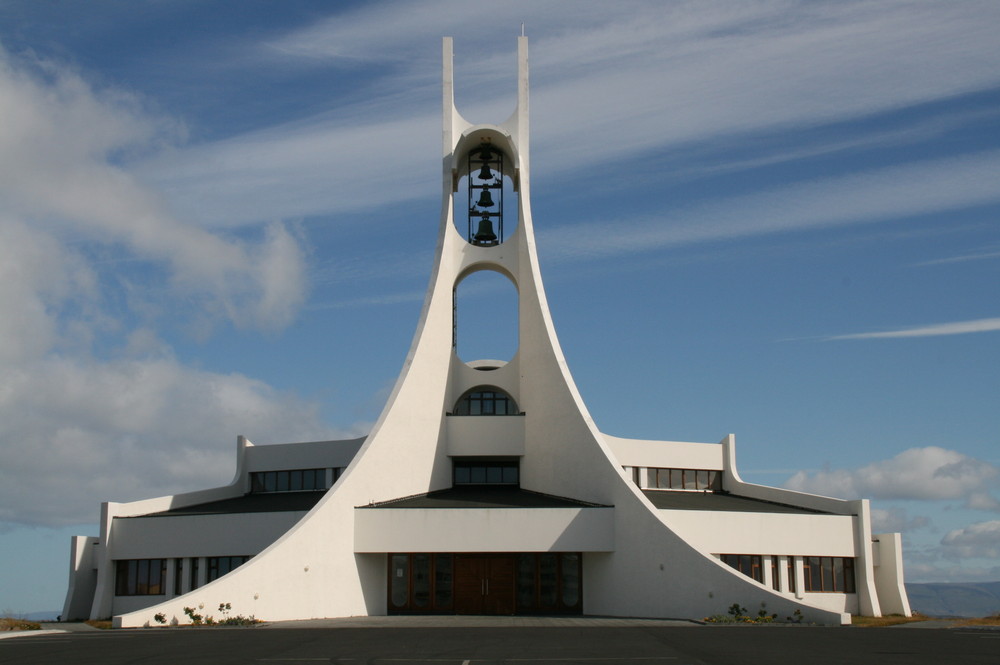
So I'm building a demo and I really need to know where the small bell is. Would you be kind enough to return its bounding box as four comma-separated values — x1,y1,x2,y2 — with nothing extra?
477,161,493,181
475,188,495,208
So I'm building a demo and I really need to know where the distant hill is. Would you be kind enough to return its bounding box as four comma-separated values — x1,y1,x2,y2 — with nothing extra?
906,581,1000,617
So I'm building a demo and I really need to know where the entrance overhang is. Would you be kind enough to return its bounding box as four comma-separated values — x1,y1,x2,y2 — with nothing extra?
354,507,614,553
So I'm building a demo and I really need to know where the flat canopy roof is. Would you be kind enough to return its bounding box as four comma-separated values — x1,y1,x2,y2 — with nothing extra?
124,491,327,518
360,486,610,509
643,490,834,515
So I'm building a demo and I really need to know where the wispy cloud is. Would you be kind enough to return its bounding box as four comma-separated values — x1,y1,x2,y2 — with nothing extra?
913,249,1000,266
542,150,1000,262
825,317,1000,340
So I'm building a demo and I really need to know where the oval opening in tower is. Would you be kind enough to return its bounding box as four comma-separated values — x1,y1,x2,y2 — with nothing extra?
454,142,518,246
454,268,518,364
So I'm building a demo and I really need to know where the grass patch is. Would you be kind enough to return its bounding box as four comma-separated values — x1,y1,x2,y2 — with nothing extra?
0,617,41,631
85,619,113,630
851,613,931,627
956,613,1000,627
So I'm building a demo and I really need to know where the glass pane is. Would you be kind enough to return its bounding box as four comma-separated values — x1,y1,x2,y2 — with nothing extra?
656,469,670,489
137,559,150,594
502,466,518,484
669,469,683,488
697,470,709,490
251,473,264,493
706,470,721,491
517,554,536,608
391,555,409,608
435,554,453,608
808,557,822,592
833,557,844,592
822,557,834,593
787,560,796,592
539,554,557,607
683,469,698,490
561,553,580,608
265,471,276,492
487,466,502,483
289,470,303,491
843,559,856,593
771,558,780,591
470,466,487,483
277,471,289,492
412,554,431,608
149,559,162,594
455,466,471,484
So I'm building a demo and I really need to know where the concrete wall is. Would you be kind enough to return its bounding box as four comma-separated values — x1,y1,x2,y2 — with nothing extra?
110,511,309,559
354,507,614,552
446,415,525,456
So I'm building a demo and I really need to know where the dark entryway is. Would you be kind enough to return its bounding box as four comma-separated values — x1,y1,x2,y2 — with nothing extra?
387,552,582,615
455,554,515,614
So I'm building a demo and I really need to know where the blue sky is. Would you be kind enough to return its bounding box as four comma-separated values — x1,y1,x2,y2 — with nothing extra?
1,1,998,615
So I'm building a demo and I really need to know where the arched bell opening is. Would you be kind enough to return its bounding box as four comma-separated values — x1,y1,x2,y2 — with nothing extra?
453,268,518,364
453,138,518,246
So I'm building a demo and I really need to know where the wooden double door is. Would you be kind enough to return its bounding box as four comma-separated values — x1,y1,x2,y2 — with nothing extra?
454,554,515,615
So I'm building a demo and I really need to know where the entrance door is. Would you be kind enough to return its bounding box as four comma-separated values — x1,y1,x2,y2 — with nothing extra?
454,555,515,615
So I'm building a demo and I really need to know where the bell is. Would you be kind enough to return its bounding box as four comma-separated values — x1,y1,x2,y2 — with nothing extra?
475,188,495,208
473,217,497,244
477,161,493,181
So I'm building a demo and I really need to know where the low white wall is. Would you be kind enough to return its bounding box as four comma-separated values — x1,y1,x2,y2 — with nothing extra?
113,594,167,617
603,434,723,470
446,415,525,456
659,510,859,556
354,507,614,553
110,512,308,559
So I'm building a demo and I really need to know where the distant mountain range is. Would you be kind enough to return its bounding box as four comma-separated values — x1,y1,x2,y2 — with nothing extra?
906,581,1000,617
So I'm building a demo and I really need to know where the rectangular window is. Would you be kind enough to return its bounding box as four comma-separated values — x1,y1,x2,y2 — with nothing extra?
647,468,722,491
453,460,519,486
174,558,184,595
207,555,250,583
250,469,328,493
115,559,168,596
720,554,763,583
802,556,856,593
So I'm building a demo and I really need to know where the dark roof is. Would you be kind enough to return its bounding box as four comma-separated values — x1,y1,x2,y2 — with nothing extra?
360,486,610,509
642,490,834,515
123,491,327,518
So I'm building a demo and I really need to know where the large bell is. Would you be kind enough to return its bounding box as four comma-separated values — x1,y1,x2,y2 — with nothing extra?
475,188,495,208
473,216,498,244
477,161,493,181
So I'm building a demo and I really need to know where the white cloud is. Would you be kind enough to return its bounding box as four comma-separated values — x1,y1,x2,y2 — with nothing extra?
871,507,931,534
0,46,308,332
825,318,1000,341
0,46,329,529
784,446,999,502
0,353,349,528
941,521,1000,560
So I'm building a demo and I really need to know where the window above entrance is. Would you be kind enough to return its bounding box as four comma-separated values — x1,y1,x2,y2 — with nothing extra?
453,459,519,486
452,386,519,415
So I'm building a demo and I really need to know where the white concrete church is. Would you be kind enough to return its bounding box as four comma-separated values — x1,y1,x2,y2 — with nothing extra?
63,38,911,627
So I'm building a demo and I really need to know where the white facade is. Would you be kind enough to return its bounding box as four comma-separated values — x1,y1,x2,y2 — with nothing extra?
63,38,911,627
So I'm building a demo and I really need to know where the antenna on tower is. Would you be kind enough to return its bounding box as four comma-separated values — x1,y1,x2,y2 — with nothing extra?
521,22,525,37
